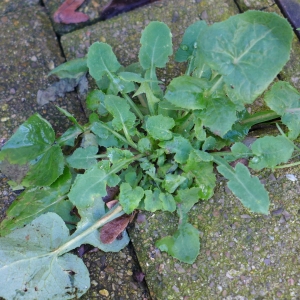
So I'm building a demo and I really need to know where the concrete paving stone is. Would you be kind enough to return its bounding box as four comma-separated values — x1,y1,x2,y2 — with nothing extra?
235,0,275,11
0,6,86,232
0,0,40,16
0,5,86,143
43,0,111,36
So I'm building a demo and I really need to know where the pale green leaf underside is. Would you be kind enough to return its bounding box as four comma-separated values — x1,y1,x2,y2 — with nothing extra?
198,11,293,105
217,162,269,214
0,213,90,300
75,197,130,252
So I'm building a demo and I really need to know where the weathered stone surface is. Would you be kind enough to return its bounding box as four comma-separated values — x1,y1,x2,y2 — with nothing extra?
235,0,275,11
0,6,86,141
129,164,300,299
0,6,87,221
0,0,40,16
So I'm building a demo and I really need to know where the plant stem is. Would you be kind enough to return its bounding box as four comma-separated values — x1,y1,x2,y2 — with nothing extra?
276,123,300,152
206,75,223,97
95,121,139,150
122,93,144,121
240,110,280,126
55,204,124,256
274,161,300,169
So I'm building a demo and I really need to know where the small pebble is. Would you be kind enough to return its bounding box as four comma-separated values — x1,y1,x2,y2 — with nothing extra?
99,289,109,297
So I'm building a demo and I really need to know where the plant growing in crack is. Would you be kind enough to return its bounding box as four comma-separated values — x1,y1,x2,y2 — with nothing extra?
0,10,299,299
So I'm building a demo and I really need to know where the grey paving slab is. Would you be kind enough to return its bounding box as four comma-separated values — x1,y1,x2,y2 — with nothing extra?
235,0,275,10
0,0,40,16
0,6,86,142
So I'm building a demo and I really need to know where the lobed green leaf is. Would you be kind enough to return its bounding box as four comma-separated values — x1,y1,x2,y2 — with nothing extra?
198,11,293,106
249,136,294,170
216,159,269,214
265,81,300,139
145,115,175,141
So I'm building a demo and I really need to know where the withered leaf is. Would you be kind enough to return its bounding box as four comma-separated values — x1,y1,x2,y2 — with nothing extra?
100,215,131,244
53,0,89,24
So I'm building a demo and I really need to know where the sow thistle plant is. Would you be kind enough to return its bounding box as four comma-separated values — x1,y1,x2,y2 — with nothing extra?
0,10,299,299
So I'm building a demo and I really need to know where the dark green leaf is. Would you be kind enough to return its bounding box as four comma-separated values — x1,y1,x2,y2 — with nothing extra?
160,192,176,212
21,145,64,187
0,114,55,164
163,174,186,194
56,126,83,147
86,90,108,116
176,187,201,222
0,167,76,236
68,163,119,208
198,11,293,106
182,154,215,200
144,189,163,212
139,21,172,69
106,148,133,164
104,95,136,132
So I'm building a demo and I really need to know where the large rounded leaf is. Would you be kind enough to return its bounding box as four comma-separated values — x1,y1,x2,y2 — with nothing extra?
198,11,293,106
